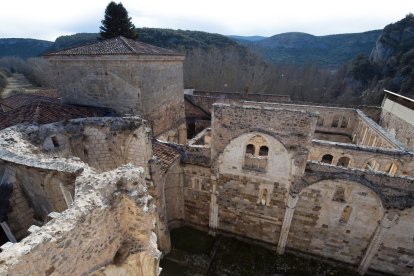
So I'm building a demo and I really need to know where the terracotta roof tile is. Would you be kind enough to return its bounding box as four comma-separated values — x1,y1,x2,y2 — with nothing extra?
1,94,60,110
45,36,183,57
152,140,181,174
0,102,116,130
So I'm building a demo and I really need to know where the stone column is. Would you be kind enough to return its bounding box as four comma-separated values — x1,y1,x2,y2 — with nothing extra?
277,193,299,254
209,176,219,234
358,212,399,275
178,125,187,145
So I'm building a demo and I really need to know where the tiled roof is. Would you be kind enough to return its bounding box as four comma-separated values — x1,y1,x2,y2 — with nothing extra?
0,94,60,110
45,36,182,57
0,102,116,130
152,140,181,174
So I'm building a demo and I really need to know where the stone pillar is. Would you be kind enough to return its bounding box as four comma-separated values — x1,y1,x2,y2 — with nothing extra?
59,182,73,208
357,212,399,275
178,125,187,145
209,176,219,234
277,193,299,254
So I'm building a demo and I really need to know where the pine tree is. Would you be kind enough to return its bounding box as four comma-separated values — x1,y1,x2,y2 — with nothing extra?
99,2,138,40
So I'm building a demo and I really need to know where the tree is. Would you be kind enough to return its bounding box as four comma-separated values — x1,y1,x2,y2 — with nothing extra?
99,2,138,40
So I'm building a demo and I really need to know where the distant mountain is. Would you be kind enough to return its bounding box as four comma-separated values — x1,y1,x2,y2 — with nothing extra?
347,14,414,101
227,35,267,42
241,30,382,67
0,39,53,59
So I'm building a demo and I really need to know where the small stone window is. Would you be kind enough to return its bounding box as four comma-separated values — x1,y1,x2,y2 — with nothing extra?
339,205,352,224
321,154,333,164
259,146,269,156
243,136,268,172
257,187,271,206
246,144,255,155
51,136,60,148
337,156,350,167
331,115,340,128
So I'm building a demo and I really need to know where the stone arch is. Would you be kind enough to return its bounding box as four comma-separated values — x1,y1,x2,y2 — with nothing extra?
363,158,380,172
289,179,384,264
219,131,291,181
320,154,334,164
337,156,352,167
43,172,74,212
381,159,402,176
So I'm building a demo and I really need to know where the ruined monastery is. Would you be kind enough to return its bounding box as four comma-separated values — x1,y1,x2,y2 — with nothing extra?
0,36,413,275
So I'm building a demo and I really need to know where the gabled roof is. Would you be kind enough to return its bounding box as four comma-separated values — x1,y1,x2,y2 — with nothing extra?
45,36,183,57
0,102,116,130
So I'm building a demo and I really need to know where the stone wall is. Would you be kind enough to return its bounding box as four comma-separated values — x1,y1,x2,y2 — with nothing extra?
352,110,404,150
309,140,414,177
46,56,186,137
288,179,384,265
211,103,317,180
183,164,211,227
369,207,414,275
381,110,414,151
216,173,287,244
0,166,160,276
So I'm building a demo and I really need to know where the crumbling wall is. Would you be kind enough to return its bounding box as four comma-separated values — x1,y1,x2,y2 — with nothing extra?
0,166,160,276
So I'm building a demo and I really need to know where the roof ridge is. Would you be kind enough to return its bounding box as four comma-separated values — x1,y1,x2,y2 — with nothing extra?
119,36,137,54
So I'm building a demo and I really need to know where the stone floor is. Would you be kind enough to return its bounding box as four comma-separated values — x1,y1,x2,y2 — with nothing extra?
160,226,360,276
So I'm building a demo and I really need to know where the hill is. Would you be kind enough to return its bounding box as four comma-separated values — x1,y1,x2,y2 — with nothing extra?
227,35,267,42
0,39,52,59
241,30,382,67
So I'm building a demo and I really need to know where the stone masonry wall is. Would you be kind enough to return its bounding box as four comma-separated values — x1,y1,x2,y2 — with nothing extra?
211,103,317,181
309,140,414,176
216,173,287,244
183,164,211,227
287,179,384,265
381,110,414,151
369,207,414,275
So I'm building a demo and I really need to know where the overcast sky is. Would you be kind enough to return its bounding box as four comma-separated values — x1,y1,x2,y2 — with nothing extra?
0,0,413,41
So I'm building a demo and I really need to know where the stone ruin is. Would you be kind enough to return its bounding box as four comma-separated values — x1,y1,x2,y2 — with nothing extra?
0,37,413,275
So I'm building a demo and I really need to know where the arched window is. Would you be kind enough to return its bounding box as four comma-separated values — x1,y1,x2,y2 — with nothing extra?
259,146,269,156
331,115,340,127
364,159,380,172
340,116,348,128
337,156,351,167
387,162,398,176
321,154,333,164
243,136,268,172
245,144,255,155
